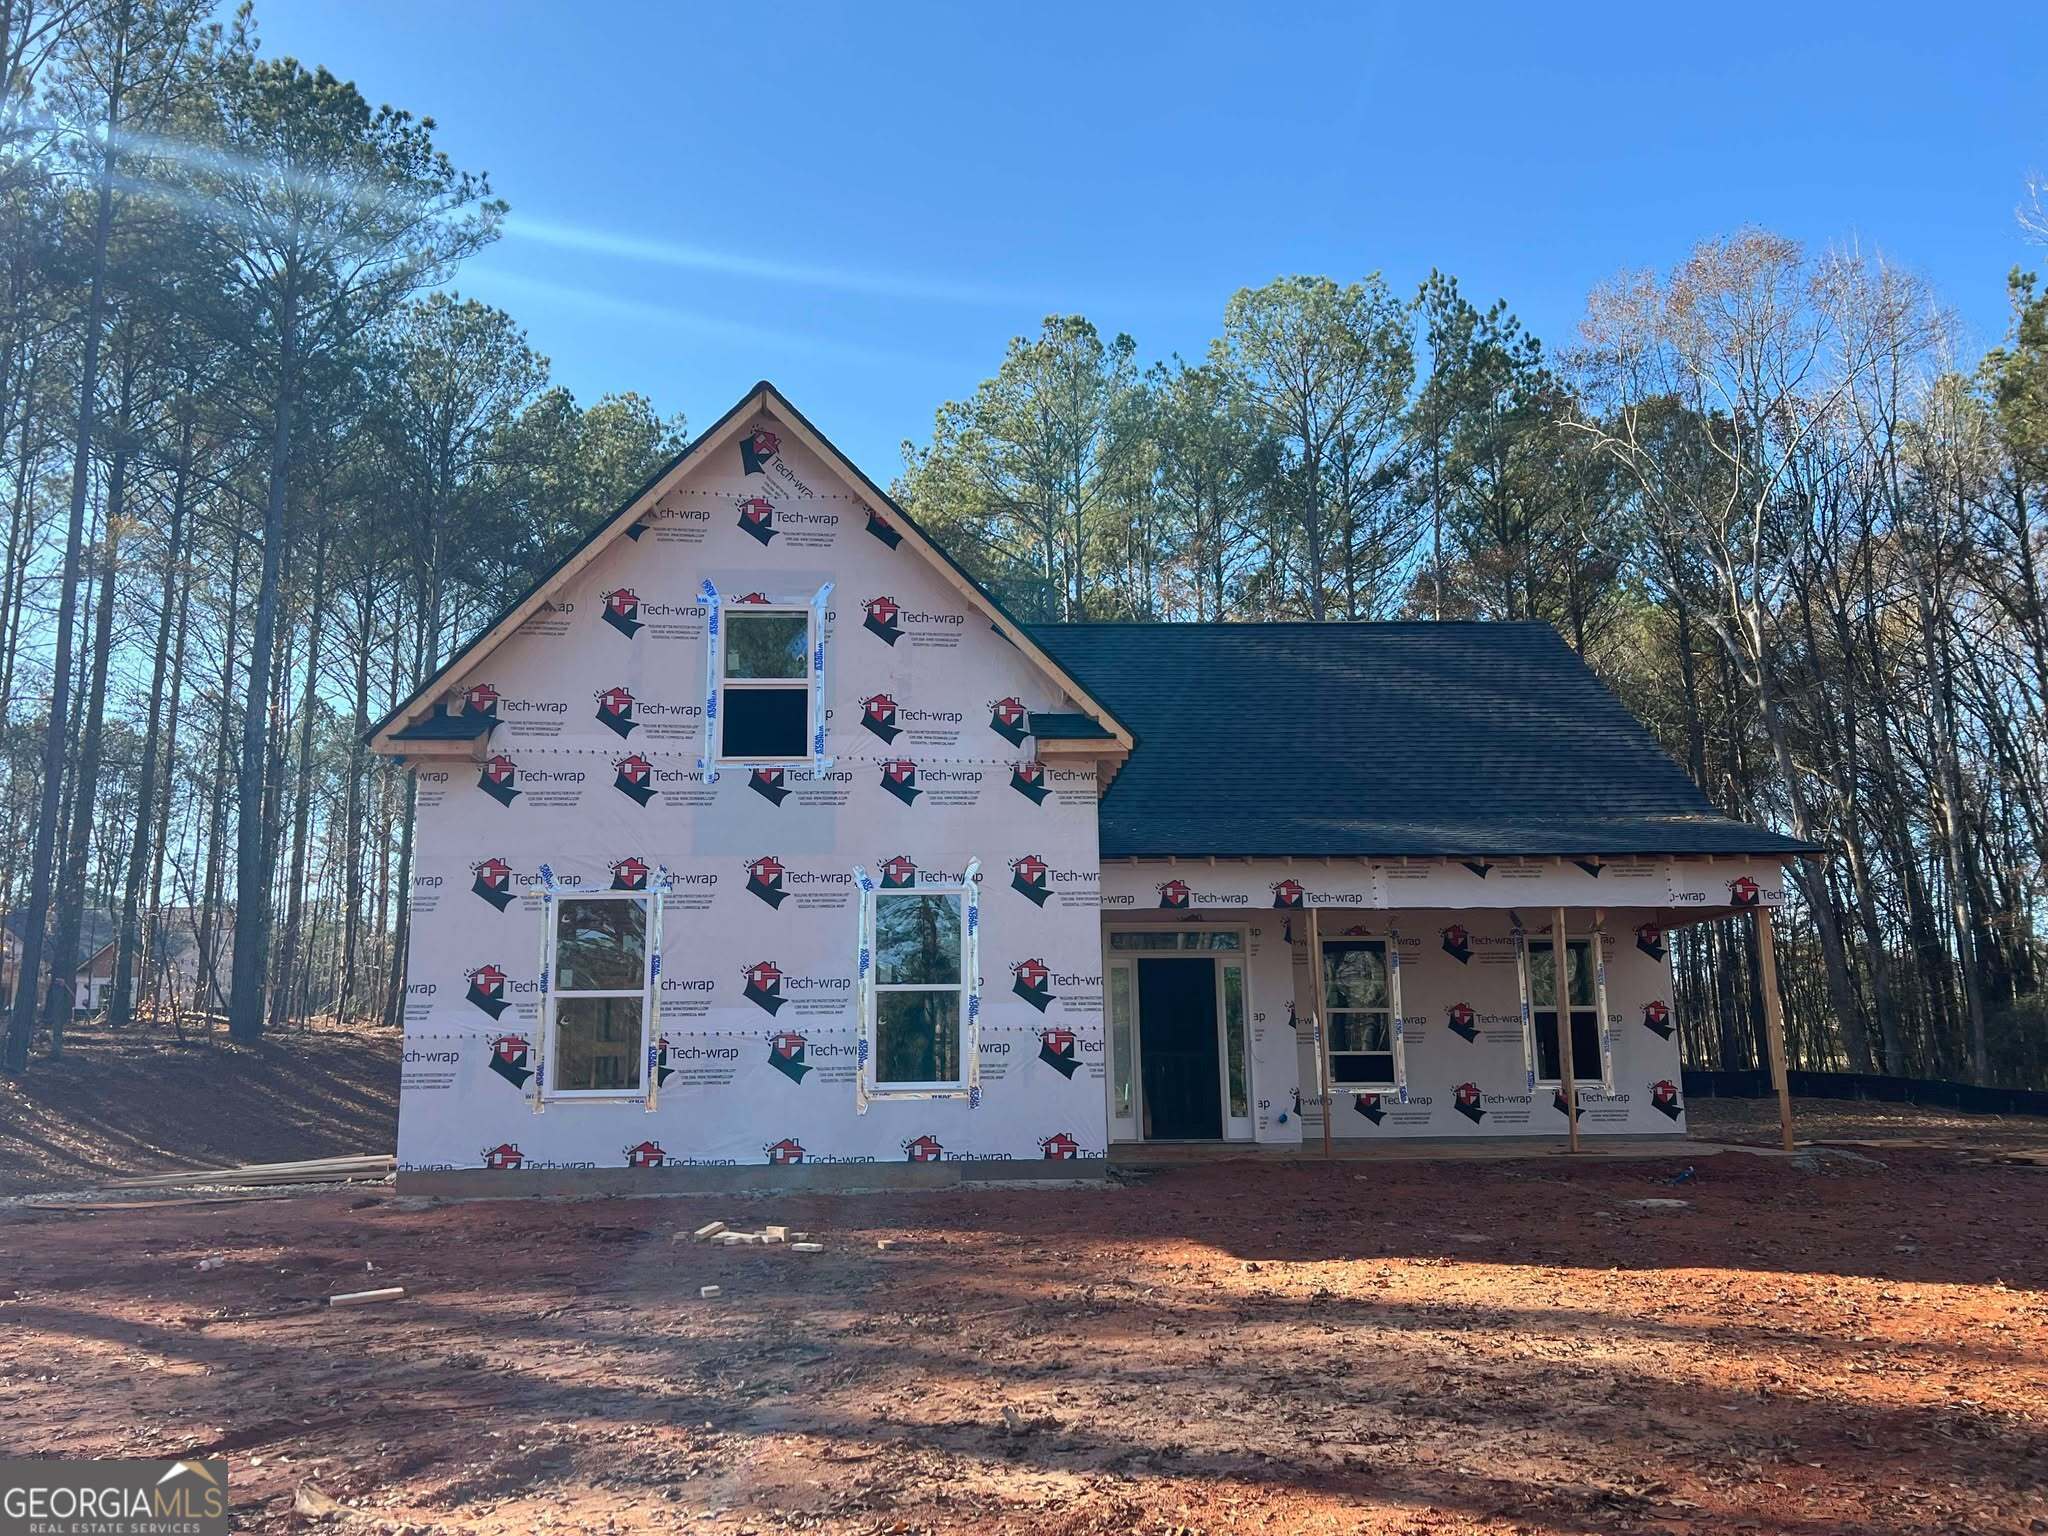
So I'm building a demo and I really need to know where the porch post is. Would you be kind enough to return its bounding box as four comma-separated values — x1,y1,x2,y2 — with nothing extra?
1753,906,1797,1152
1306,906,1332,1160
1554,905,1580,1153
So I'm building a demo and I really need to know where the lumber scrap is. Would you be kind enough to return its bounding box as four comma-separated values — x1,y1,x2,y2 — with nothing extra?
103,1153,396,1190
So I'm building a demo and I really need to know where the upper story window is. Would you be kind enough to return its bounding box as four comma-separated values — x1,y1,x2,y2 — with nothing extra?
718,603,815,762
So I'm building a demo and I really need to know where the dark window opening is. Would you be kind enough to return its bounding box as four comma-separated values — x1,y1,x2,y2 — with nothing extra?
722,686,808,759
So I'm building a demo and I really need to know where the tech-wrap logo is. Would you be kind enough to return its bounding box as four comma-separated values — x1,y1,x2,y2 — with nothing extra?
740,959,851,1016
1010,853,1051,906
1446,1001,1479,1042
487,1033,533,1089
865,503,902,548
1650,1079,1684,1120
1728,875,1763,907
1441,923,1473,963
745,855,789,908
457,682,566,724
859,693,902,743
903,1133,944,1163
879,759,921,805
1641,999,1675,1039
1040,1131,1087,1161
459,681,499,721
1636,922,1667,961
1012,957,1057,1012
1453,1082,1486,1125
1355,1091,1385,1124
601,587,644,638
863,594,902,644
1010,758,1049,804
764,1136,805,1166
750,767,790,806
599,586,705,640
610,856,650,891
740,426,781,476
613,753,655,806
471,856,516,911
737,494,778,544
624,1140,667,1169
767,1029,812,1083
861,594,965,647
1270,877,1370,908
465,963,511,1020
478,753,520,806
878,854,918,889
1156,878,1250,909
595,685,637,738
1037,1024,1079,1077
989,695,1030,747
482,1142,525,1171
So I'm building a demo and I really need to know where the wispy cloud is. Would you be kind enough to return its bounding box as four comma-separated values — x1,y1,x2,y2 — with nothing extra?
504,214,1036,309
467,266,956,370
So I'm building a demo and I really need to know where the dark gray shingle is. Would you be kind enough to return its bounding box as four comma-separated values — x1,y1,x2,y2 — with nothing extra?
1029,621,1815,860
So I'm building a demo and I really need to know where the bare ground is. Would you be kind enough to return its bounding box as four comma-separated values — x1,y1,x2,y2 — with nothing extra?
3,1142,2045,1534
0,1020,400,1195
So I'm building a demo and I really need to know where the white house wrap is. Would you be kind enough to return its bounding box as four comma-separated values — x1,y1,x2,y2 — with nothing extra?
370,382,1813,1190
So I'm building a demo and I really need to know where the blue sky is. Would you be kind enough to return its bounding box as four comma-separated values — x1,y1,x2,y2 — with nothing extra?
256,1,2045,475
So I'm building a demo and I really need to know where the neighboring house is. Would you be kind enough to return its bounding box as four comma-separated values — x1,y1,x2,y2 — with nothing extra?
368,382,1812,1192
2,909,116,1013
75,908,234,1017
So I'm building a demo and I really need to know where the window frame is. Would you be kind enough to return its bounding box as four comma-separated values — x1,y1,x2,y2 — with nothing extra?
713,600,819,766
856,862,981,1102
541,889,660,1101
1523,933,1606,1091
1322,935,1398,1091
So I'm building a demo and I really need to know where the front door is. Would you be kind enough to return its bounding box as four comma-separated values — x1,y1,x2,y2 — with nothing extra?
1138,958,1222,1139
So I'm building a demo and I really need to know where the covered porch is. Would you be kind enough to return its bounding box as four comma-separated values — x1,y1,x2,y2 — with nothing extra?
1096,855,1799,1157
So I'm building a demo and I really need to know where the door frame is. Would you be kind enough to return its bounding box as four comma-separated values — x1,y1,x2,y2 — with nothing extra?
1104,923,1254,1144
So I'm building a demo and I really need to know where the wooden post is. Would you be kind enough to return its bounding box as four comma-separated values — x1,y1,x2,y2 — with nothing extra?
1554,906,1580,1153
1753,906,1797,1152
1307,906,1333,1160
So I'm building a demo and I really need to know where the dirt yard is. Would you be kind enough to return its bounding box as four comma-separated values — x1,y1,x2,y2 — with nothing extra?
4,1146,2045,1535
0,1020,400,1195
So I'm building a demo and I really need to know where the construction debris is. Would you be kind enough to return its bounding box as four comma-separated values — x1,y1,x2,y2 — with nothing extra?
791,1242,823,1253
105,1154,396,1191
292,1482,351,1521
329,1286,405,1306
692,1221,728,1242
699,1285,721,1299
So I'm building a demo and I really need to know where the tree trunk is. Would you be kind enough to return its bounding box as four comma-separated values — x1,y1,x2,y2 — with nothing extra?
3,116,117,1073
228,278,299,1042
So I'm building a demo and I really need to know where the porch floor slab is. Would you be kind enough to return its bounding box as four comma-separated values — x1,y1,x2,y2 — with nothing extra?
1111,1135,1725,1167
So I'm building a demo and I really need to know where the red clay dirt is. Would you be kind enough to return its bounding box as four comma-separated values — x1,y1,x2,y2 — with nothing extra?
3,1146,2044,1534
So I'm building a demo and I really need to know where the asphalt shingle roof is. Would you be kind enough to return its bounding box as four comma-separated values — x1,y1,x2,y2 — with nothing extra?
391,710,493,743
1029,621,1816,861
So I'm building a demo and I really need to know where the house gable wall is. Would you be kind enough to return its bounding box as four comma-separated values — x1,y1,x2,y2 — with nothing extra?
397,412,1109,1176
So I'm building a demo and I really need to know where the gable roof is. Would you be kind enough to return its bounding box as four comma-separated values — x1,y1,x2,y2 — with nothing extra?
1029,620,1818,861
366,381,1133,754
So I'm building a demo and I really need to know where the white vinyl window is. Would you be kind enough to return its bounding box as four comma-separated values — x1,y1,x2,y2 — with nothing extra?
1323,937,1395,1088
716,603,817,762
545,892,656,1097
1526,936,1602,1088
860,870,978,1097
